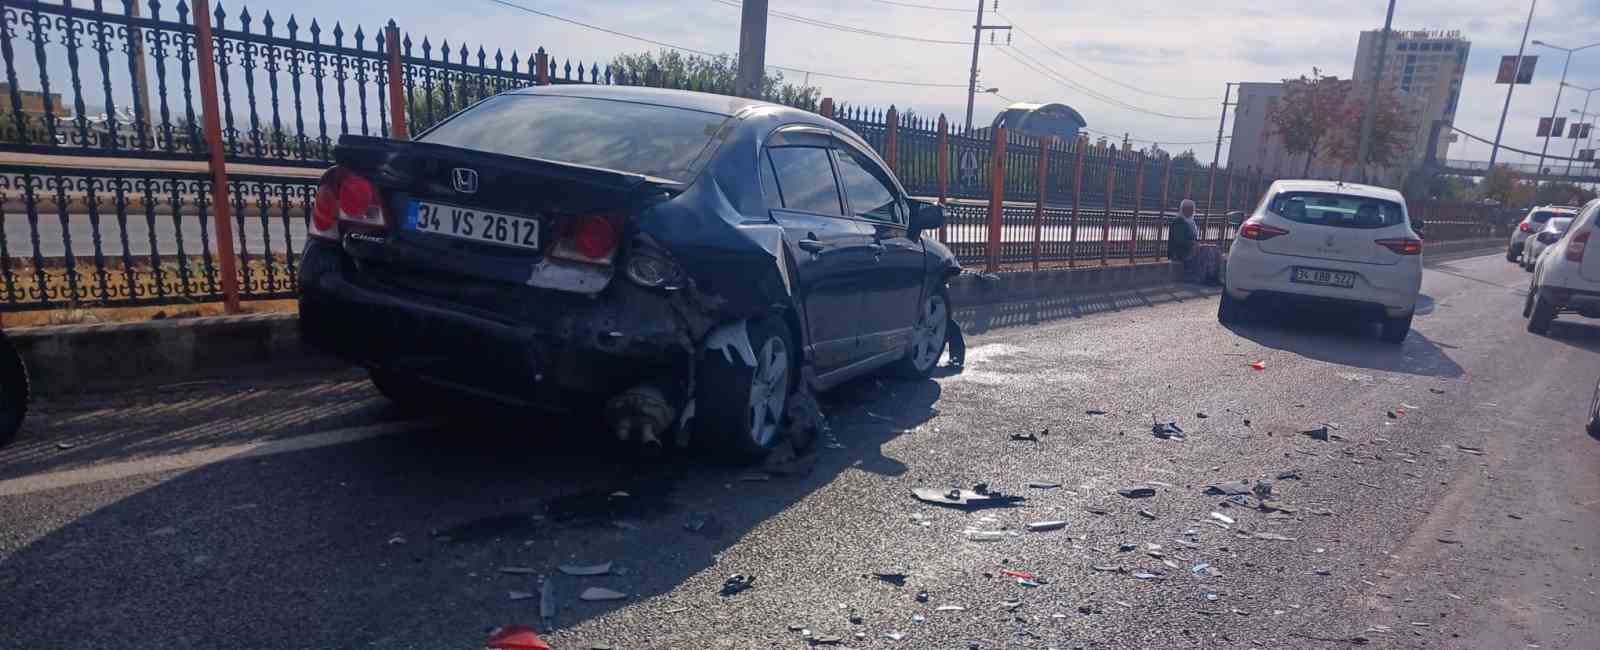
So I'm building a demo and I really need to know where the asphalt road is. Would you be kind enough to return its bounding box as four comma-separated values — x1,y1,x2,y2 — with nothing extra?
2,252,1598,649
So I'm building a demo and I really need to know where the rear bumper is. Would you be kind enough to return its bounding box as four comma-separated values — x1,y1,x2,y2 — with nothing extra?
297,240,692,404
1543,285,1600,318
1224,246,1419,318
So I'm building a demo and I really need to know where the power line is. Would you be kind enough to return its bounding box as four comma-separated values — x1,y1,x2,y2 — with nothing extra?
864,0,972,11
997,46,1213,120
710,0,970,45
998,11,1218,102
479,0,965,89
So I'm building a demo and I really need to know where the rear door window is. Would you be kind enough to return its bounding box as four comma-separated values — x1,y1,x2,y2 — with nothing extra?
1266,191,1405,229
767,146,844,216
833,150,904,224
1529,210,1569,224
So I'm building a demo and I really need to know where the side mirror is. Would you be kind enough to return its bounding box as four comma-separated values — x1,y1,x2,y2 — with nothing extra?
1227,211,1247,227
910,201,945,232
1412,218,1427,234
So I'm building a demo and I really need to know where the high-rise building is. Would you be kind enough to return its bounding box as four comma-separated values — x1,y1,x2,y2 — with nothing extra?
1352,28,1470,165
1226,81,1342,179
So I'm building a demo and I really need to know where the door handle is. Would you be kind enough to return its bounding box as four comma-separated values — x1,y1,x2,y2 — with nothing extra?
798,238,826,253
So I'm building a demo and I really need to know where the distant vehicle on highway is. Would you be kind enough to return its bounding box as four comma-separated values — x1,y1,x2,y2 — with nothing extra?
1522,216,1574,272
1526,199,1600,335
1507,205,1579,264
1219,180,1423,343
298,86,959,462
0,330,28,448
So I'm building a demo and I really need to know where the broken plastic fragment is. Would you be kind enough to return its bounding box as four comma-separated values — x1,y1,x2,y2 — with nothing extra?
508,591,535,601
1301,427,1331,441
1137,509,1157,519
873,570,908,586
720,574,756,596
1027,481,1062,489
1010,431,1041,442
1085,409,1108,416
559,562,614,577
1204,480,1252,496
1131,572,1162,580
935,605,965,612
1118,485,1156,498
911,487,1024,510
1210,512,1236,525
579,587,627,601
1252,532,1296,542
1000,569,1038,581
1026,520,1068,532
485,625,553,650
1091,565,1121,572
1250,360,1265,370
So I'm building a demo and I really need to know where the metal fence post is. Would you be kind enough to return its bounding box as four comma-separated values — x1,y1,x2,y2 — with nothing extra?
535,48,549,86
820,97,834,119
1032,136,1050,270
1222,165,1235,223
985,127,1007,273
1102,151,1115,267
1159,155,1172,260
1131,153,1144,264
1205,162,1218,244
935,114,948,242
1068,140,1084,268
385,21,408,140
884,106,898,171
191,0,240,313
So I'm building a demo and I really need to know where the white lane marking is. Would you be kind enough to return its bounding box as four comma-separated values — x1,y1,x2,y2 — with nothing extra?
0,419,439,497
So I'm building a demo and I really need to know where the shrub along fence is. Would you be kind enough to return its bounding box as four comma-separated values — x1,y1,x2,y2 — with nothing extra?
0,0,1491,313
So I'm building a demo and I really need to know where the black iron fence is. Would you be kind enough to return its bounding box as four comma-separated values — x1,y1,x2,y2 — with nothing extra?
0,1,1498,313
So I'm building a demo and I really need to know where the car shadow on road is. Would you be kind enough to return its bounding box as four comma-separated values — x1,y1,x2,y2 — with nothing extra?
0,374,941,648
1541,318,1600,353
1222,300,1465,379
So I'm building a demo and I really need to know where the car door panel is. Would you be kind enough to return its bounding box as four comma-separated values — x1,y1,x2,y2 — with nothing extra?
832,145,924,358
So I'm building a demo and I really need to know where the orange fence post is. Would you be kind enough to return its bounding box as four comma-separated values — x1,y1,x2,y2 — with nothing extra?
884,106,898,172
1131,153,1144,264
1068,140,1085,268
191,0,240,314
935,115,948,241
1205,162,1218,244
985,127,1007,273
1101,151,1115,267
1032,137,1050,270
385,22,408,140
820,97,834,119
535,48,549,86
1159,155,1172,259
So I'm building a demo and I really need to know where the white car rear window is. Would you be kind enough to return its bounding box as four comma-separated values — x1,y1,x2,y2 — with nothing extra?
1266,191,1405,230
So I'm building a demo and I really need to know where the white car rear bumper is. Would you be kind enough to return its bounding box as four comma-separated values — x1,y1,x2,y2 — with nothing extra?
1225,245,1421,318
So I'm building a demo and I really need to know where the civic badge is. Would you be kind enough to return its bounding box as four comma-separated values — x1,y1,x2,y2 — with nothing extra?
451,167,479,194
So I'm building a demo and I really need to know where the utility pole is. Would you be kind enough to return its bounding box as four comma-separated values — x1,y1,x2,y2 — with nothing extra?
1532,41,1600,184
734,0,769,99
1211,82,1235,167
1564,84,1597,177
1356,0,1397,183
964,0,1011,133
1489,0,1537,172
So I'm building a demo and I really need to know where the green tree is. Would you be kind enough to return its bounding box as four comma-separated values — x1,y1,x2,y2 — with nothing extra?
1270,69,1352,177
609,49,819,109
1325,81,1412,178
1172,149,1200,168
1482,164,1520,204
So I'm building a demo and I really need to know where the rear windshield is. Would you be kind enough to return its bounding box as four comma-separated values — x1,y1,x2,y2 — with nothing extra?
1266,191,1406,229
1548,217,1574,232
1529,210,1571,223
419,95,730,182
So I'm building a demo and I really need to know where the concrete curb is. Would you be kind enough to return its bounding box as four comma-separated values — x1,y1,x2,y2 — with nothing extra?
8,241,1504,397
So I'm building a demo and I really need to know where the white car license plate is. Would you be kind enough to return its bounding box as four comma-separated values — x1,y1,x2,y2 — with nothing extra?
1292,267,1355,288
407,200,539,250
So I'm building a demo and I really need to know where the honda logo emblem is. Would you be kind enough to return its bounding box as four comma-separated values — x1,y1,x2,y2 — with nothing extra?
451,168,479,194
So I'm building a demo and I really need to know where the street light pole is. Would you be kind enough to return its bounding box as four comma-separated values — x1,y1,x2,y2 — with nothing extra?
1211,82,1234,167
1488,0,1537,172
1564,84,1597,177
1531,40,1600,186
1356,0,1398,183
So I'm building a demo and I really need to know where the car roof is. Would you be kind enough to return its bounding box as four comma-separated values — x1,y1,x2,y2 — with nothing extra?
1530,205,1579,214
1268,179,1405,203
506,84,775,117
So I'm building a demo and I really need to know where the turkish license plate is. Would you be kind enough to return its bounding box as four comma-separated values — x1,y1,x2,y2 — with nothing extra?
407,200,539,250
1292,267,1356,288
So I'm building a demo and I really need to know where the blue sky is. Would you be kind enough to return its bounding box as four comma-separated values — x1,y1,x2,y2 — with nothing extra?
57,0,1600,166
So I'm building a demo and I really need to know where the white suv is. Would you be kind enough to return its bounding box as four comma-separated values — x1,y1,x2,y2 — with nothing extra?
1526,198,1600,334
1220,180,1423,343
1508,205,1579,263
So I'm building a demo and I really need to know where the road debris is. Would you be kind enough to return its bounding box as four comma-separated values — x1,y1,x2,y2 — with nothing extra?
385,532,407,546
1302,426,1331,441
945,319,966,368
1205,480,1253,496
1152,421,1186,440
1027,481,1062,489
1456,444,1486,455
720,574,756,596
1196,412,1209,419
1091,565,1121,572
508,591,535,601
911,486,1025,510
1191,563,1218,578
872,570,908,586
1119,543,1137,552
1250,360,1266,370
1429,387,1446,394
1137,509,1158,519
1436,535,1462,545
1026,520,1068,532
1010,431,1041,442
54,441,76,450
485,625,553,650
1117,485,1156,498
1210,512,1236,525
882,630,905,641
935,604,965,612
578,587,627,602
1252,481,1274,499
1131,572,1163,580
1252,532,1296,542
558,562,614,577
916,590,929,602
1277,469,1302,480
1387,410,1402,419
1086,409,1108,416
500,566,540,575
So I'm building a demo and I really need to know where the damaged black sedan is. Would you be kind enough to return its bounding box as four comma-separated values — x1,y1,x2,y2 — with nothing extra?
298,85,958,460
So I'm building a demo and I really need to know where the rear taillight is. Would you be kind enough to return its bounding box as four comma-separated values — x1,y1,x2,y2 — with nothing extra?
1566,230,1590,262
1239,222,1290,241
1375,238,1423,255
1519,222,1531,232
310,166,383,241
550,214,621,264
